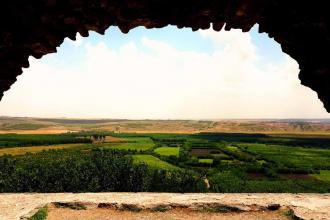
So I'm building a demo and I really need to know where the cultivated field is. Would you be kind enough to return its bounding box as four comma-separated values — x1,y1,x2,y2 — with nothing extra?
0,117,330,193
133,154,180,170
0,143,84,156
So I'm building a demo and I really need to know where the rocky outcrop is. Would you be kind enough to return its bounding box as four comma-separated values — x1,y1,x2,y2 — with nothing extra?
1,0,329,111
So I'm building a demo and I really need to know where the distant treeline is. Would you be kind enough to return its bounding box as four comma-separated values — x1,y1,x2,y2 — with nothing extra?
196,132,330,149
0,134,91,148
150,137,186,143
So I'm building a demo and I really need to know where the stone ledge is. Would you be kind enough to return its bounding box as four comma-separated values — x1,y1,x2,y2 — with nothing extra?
0,193,329,220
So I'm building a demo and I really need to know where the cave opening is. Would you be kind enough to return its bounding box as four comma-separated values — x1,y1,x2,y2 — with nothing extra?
0,25,328,119
1,2,330,215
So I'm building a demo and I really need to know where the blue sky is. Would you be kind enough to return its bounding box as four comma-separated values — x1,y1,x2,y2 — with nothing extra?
0,24,328,119
45,25,284,67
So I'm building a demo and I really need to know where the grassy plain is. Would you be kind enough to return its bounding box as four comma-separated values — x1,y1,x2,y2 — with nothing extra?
0,143,84,156
241,143,330,170
312,170,330,182
100,137,154,151
133,155,180,170
154,147,180,157
198,158,213,164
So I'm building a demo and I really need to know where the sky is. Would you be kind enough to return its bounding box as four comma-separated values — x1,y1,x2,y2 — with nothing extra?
0,25,329,119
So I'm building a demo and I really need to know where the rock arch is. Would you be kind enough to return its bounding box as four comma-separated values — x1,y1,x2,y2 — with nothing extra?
1,0,329,111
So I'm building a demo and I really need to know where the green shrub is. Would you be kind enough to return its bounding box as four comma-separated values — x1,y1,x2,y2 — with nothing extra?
28,206,48,220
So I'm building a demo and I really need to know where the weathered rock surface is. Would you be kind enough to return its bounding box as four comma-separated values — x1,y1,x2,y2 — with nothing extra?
0,1,330,111
0,193,329,220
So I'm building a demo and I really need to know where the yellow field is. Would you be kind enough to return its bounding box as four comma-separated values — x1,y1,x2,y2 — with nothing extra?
1,117,330,135
0,143,84,156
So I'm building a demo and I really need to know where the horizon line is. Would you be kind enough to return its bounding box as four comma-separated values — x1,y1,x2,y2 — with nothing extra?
1,115,330,121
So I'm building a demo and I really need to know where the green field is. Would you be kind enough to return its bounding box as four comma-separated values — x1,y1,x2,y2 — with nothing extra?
198,158,213,164
312,170,330,182
241,143,330,170
133,154,180,170
100,137,154,151
0,129,330,193
154,147,180,157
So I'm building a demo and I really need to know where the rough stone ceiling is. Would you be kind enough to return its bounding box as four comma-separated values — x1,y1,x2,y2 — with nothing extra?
1,0,329,112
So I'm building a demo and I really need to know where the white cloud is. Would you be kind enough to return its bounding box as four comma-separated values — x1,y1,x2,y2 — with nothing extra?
0,28,328,119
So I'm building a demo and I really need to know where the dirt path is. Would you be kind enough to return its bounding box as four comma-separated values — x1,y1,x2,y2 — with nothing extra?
46,207,288,220
0,193,329,220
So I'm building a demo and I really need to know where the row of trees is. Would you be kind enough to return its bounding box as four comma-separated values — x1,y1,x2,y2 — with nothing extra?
0,149,205,193
0,134,92,148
